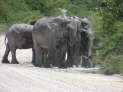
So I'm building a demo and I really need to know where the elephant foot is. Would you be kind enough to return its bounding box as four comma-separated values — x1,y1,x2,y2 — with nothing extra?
44,63,52,68
31,60,35,65
65,63,72,68
58,63,66,68
2,59,10,63
11,61,19,64
33,62,42,67
59,66,66,68
81,62,92,68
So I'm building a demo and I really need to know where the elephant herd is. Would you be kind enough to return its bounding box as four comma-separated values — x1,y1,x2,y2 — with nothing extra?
2,16,94,68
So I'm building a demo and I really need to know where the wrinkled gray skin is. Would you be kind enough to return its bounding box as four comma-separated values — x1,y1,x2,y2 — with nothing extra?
80,19,94,67
64,18,82,67
32,17,93,68
2,24,34,64
68,18,94,68
32,17,75,67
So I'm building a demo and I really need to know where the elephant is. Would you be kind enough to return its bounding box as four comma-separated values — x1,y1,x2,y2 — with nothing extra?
79,18,94,67
32,17,76,67
32,16,93,68
65,17,83,67
2,24,34,64
67,17,94,68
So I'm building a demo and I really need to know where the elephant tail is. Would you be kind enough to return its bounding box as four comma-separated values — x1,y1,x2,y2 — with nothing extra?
4,33,7,45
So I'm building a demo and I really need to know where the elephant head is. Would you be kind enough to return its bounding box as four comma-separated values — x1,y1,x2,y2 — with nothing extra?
80,18,94,56
79,18,94,67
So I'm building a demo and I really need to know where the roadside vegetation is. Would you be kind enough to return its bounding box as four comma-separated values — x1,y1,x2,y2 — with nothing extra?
0,23,9,34
0,0,123,74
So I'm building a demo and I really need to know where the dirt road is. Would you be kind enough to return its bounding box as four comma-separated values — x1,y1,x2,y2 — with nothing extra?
0,35,123,92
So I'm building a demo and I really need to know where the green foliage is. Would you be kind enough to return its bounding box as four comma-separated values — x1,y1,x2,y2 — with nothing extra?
7,10,43,24
0,0,10,22
0,0,92,23
45,0,69,16
101,54,123,74
7,0,29,11
64,4,91,17
25,0,69,16
2,0,44,24
24,0,46,12
93,0,123,74
87,12,103,64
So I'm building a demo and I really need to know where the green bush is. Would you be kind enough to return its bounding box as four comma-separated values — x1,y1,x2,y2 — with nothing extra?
64,4,92,17
7,10,44,24
87,12,103,65
7,0,29,12
5,0,45,24
25,0,69,16
101,54,123,74
0,0,10,22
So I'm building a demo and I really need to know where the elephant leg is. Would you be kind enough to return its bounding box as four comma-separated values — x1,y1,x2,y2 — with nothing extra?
66,51,73,68
32,36,43,67
44,50,51,68
52,49,59,67
33,47,42,67
87,56,93,68
42,51,45,67
47,48,55,67
81,57,86,67
59,50,66,68
32,48,35,64
2,43,10,63
87,59,92,68
67,57,73,67
42,49,49,67
81,57,88,68
41,48,46,67
66,46,74,67
11,49,19,64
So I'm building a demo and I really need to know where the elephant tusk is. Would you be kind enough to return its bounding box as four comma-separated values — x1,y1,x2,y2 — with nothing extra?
65,52,68,61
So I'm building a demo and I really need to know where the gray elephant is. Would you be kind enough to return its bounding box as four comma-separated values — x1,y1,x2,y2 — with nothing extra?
67,18,94,68
64,17,82,67
79,18,94,67
32,17,76,67
2,24,34,64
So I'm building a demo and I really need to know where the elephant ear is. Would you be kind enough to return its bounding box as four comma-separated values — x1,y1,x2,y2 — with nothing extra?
80,18,90,30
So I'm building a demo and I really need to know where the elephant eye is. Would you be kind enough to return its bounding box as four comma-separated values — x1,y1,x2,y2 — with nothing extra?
82,23,87,27
81,22,89,29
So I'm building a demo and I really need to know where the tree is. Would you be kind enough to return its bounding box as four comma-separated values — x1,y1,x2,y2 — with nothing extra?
0,0,10,22
96,0,123,74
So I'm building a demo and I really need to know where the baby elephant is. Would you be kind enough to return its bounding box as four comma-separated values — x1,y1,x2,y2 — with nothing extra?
2,24,34,64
